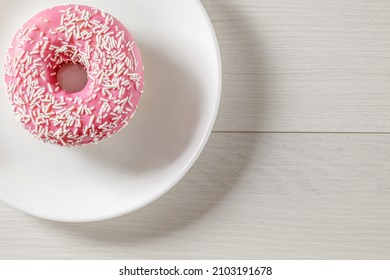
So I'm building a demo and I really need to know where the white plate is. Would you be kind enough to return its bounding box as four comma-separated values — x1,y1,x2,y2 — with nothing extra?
0,0,221,222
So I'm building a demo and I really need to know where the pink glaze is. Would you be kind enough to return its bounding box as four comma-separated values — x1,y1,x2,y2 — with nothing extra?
4,4,144,146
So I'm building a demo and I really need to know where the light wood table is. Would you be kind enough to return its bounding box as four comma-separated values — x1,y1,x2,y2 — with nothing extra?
1,0,390,259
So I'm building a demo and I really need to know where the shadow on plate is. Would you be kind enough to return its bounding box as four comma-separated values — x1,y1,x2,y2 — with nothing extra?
41,2,269,250
80,43,201,173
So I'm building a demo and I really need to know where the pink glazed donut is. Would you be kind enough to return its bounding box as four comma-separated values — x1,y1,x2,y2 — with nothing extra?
4,4,144,146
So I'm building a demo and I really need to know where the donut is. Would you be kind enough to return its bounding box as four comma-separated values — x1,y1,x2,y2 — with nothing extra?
4,4,144,146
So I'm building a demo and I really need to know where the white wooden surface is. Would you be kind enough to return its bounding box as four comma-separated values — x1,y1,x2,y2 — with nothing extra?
2,0,390,259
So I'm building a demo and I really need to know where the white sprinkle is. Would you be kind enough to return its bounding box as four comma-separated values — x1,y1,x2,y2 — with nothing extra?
40,71,46,82
88,115,95,127
21,28,28,36
67,25,76,34
56,26,67,32
56,108,67,114
47,83,53,93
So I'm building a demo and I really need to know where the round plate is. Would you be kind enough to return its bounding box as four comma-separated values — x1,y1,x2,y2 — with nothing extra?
0,0,221,222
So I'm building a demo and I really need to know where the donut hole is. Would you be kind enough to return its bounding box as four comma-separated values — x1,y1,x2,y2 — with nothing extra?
57,63,88,93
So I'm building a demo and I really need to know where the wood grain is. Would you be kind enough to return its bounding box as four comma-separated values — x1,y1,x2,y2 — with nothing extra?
206,0,390,132
1,133,390,259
